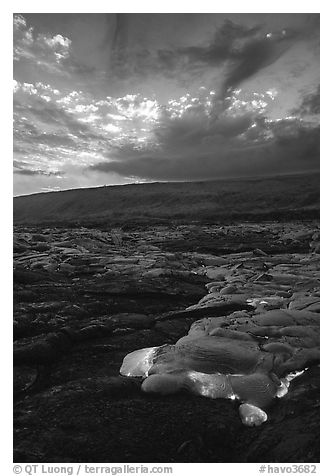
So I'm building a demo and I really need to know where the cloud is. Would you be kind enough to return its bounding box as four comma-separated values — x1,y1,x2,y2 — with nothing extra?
14,14,72,75
13,79,164,183
13,158,65,179
108,17,318,104
89,96,319,182
13,82,112,180
13,66,319,192
176,22,307,99
222,35,291,96
90,125,319,181
292,86,320,117
179,20,262,66
14,168,64,177
14,80,61,97
14,95,103,141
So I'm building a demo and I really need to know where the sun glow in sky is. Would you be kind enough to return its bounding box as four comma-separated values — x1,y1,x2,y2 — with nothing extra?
13,13,319,196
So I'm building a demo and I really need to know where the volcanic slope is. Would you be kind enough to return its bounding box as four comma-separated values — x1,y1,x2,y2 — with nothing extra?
13,172,319,226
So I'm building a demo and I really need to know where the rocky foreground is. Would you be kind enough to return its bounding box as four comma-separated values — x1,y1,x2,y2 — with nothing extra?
13,221,320,463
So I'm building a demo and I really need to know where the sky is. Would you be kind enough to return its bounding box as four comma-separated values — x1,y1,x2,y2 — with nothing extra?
13,13,320,196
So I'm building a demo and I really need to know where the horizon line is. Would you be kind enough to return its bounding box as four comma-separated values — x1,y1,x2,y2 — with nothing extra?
13,169,320,199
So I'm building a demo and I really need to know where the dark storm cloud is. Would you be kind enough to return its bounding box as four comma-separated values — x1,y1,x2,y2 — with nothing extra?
222,34,292,95
174,21,305,98
153,109,254,149
116,17,317,101
292,86,320,116
102,18,298,94
178,21,261,66
90,115,319,181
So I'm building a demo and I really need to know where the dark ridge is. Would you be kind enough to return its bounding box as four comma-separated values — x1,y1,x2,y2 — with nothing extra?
14,172,319,226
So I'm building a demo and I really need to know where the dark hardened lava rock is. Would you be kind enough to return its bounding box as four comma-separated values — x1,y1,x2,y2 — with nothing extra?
13,367,319,463
13,221,320,463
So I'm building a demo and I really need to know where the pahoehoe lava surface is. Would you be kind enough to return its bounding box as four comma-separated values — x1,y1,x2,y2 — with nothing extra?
13,212,319,462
